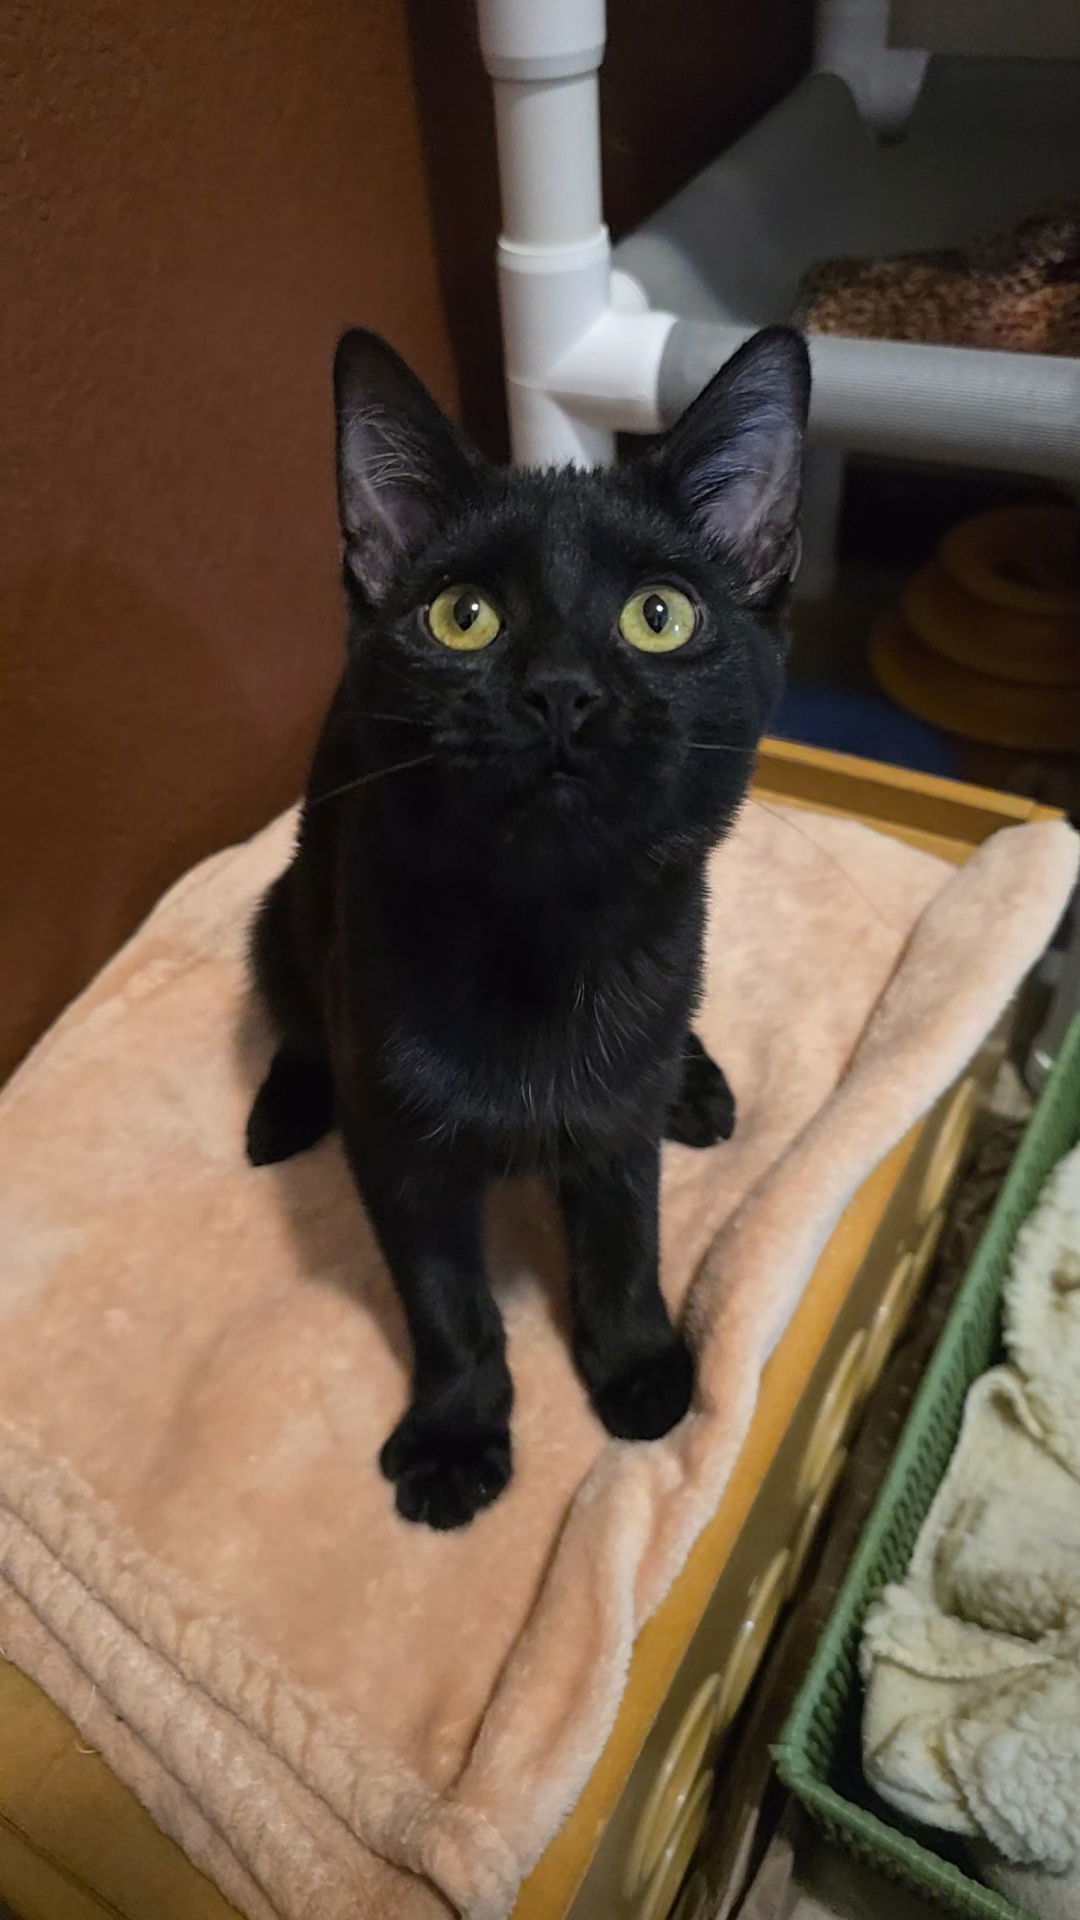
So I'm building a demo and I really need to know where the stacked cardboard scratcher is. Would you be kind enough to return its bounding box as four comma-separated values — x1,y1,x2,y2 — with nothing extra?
871,505,1080,753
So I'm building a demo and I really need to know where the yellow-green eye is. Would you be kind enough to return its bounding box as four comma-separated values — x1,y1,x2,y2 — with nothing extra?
426,584,502,651
618,586,697,653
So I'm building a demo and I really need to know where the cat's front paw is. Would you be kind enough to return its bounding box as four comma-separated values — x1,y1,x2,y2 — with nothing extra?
588,1335,695,1442
380,1413,513,1530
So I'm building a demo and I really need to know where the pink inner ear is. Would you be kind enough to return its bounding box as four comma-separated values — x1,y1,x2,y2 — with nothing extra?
655,331,809,601
687,420,804,600
334,331,483,601
338,409,449,598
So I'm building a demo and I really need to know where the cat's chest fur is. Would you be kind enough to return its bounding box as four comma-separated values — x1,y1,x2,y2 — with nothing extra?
359,878,698,1154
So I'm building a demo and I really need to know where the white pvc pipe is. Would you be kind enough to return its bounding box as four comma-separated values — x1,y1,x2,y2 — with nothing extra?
814,0,928,132
478,0,674,467
548,304,679,435
477,0,605,84
496,232,615,466
492,75,603,245
795,445,845,601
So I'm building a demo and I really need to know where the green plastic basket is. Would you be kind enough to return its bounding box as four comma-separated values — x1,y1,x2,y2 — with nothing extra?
774,1014,1080,1920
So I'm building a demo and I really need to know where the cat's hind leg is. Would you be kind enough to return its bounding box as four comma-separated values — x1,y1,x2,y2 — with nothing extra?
246,872,334,1164
665,1031,736,1148
246,1045,335,1165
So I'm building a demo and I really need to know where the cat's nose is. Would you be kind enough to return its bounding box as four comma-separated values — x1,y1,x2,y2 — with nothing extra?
520,668,604,735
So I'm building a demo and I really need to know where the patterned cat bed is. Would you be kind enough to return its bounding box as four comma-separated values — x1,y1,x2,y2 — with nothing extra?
793,203,1080,359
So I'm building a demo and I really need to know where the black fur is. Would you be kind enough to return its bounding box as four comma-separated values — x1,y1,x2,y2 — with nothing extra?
248,326,810,1528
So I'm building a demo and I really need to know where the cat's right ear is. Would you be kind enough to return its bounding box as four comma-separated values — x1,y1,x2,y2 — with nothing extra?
333,330,481,602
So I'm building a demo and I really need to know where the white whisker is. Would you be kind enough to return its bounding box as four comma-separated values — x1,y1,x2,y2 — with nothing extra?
349,708,430,728
747,795,898,930
686,740,751,755
311,753,435,807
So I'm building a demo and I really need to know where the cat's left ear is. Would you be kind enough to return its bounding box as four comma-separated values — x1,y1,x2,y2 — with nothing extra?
651,327,811,608
334,329,483,601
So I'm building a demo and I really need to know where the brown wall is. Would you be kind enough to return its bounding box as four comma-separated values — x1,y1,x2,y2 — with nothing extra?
3,0,809,1081
2,0,458,1080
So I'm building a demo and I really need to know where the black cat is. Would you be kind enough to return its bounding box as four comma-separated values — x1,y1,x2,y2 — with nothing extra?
247,325,810,1529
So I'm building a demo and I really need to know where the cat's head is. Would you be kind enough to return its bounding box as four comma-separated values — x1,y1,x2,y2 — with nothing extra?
332,326,809,875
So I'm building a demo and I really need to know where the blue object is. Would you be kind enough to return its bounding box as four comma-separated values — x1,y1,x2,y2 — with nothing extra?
772,680,959,779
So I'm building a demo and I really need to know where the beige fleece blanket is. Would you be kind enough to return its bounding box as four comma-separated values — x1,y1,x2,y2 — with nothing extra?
0,800,1076,1920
